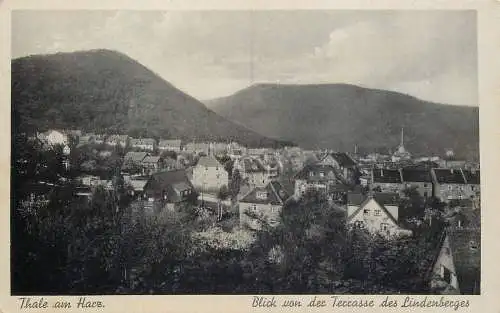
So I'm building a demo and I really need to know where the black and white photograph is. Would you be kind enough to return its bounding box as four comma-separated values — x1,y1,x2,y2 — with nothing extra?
10,9,481,296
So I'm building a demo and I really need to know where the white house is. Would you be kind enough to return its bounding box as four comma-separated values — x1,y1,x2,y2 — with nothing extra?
130,138,156,151
62,144,71,156
158,139,182,152
346,192,412,239
191,155,228,193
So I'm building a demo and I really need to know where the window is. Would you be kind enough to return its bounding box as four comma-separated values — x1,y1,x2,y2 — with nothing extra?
257,191,268,200
424,192,428,197
471,185,475,191
374,209,381,216
319,172,325,177
380,223,389,231
444,247,450,255
251,204,257,211
363,209,370,215
448,185,452,191
309,171,314,177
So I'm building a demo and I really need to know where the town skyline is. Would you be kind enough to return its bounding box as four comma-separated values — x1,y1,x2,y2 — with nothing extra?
12,10,477,106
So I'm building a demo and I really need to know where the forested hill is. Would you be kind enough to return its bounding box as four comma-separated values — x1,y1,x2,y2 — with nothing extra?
11,49,292,148
206,83,479,160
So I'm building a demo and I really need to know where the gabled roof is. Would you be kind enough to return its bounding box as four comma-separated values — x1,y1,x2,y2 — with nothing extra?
124,151,149,163
372,168,402,184
401,168,433,183
294,164,338,180
241,158,267,173
128,179,148,191
240,181,290,205
196,156,222,168
461,169,480,185
347,194,400,224
447,228,481,294
144,169,194,203
330,152,357,168
432,168,466,184
142,156,161,164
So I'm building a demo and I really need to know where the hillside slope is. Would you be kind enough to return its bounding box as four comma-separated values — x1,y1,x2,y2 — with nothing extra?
11,50,291,148
206,84,479,159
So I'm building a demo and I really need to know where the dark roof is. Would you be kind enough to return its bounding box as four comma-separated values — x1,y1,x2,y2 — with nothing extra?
347,193,366,205
372,168,402,184
330,152,357,168
241,158,267,173
432,168,466,184
240,181,290,205
462,169,480,185
196,156,222,168
294,164,339,180
401,169,433,183
372,192,400,206
448,228,481,294
144,169,194,203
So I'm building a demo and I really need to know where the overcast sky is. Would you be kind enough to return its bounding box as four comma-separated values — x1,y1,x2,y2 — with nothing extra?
12,10,477,105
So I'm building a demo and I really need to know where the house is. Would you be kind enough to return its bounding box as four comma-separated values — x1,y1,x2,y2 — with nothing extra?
124,175,150,199
143,169,196,211
239,181,291,230
370,168,404,194
461,169,480,199
346,192,412,239
123,151,149,174
315,152,358,182
429,227,480,294
400,168,433,198
184,142,211,155
158,139,182,152
130,138,156,151
234,157,270,188
93,134,107,145
293,163,343,198
191,155,229,193
105,134,129,148
78,134,94,146
141,156,164,175
62,144,71,156
431,168,480,202
77,175,100,187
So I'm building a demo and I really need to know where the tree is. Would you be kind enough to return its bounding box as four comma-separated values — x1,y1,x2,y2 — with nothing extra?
242,190,348,293
229,169,242,201
400,186,426,219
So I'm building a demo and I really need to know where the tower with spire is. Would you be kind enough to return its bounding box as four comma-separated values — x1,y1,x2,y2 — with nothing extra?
392,127,412,162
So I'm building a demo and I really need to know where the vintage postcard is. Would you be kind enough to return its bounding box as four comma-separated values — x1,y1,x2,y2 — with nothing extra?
1,0,499,312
